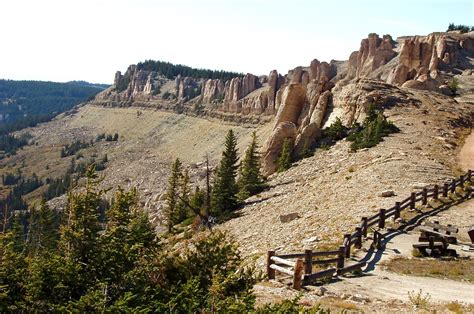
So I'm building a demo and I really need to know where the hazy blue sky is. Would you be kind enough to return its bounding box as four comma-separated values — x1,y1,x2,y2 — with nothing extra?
1,0,472,83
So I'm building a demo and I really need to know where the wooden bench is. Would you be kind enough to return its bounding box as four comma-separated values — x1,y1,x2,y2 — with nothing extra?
413,236,448,256
418,220,458,244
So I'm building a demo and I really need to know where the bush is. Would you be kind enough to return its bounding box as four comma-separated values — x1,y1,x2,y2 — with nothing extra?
323,117,348,142
346,104,399,151
447,77,459,94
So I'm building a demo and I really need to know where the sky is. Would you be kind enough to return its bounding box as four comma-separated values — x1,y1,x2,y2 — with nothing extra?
0,0,472,84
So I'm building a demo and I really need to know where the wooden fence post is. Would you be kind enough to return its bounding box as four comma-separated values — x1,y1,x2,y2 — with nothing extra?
394,202,401,219
304,249,312,276
267,250,275,279
451,180,456,194
293,259,303,290
410,192,416,209
422,188,427,205
378,208,386,229
433,185,439,200
355,227,362,249
337,246,345,270
361,217,368,237
443,183,448,197
460,175,464,188
344,233,351,258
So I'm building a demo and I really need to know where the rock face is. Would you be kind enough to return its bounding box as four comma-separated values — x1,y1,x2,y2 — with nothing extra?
387,32,474,87
348,33,397,79
223,73,260,103
201,79,225,103
262,121,298,175
274,83,307,127
175,76,201,101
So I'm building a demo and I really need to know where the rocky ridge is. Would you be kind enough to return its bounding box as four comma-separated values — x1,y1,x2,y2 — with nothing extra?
92,31,474,175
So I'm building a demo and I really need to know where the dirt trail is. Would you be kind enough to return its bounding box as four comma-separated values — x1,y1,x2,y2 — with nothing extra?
458,130,474,171
325,198,474,304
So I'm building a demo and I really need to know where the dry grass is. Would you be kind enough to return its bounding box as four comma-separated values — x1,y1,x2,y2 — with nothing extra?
384,257,474,283
321,297,362,312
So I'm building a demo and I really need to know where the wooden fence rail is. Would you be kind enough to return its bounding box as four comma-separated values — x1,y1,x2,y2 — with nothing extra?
267,170,472,290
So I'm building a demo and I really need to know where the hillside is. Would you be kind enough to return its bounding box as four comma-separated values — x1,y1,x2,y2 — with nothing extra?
0,29,473,311
0,79,108,133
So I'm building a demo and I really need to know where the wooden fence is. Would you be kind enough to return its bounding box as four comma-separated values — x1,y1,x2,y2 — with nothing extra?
267,169,472,290
267,247,366,290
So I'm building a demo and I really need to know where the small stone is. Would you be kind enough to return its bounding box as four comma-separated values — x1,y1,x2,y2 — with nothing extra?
379,190,395,197
306,285,327,296
279,212,300,223
302,236,320,245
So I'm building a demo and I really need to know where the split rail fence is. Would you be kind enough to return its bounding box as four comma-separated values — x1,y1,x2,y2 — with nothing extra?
267,169,472,290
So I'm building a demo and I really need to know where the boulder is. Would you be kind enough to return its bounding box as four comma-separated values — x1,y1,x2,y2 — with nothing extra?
262,121,298,175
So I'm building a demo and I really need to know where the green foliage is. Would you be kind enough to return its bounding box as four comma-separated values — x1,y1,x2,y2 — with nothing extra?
277,138,293,172
27,200,59,257
60,139,91,158
447,77,459,94
346,104,399,151
136,60,242,81
447,23,473,33
211,130,240,215
0,133,32,158
237,132,266,201
164,158,183,232
323,117,348,142
0,79,106,134
255,296,329,313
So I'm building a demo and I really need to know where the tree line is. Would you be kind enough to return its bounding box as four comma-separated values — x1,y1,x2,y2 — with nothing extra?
136,60,242,81
447,23,473,33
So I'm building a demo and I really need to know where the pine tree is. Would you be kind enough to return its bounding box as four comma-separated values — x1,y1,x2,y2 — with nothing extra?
57,166,103,296
277,138,293,172
211,130,239,215
237,132,264,201
164,158,182,232
176,169,190,223
0,216,28,310
27,200,59,256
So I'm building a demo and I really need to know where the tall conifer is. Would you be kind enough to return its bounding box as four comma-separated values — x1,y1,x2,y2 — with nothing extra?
237,132,264,201
211,130,239,215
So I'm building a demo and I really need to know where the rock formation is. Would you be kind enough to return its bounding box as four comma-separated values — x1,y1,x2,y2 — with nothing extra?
201,79,225,103
348,33,397,79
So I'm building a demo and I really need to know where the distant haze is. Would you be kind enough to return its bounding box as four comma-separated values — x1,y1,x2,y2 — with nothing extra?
1,0,472,83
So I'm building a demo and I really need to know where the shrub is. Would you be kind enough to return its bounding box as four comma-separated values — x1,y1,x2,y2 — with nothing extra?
324,117,348,142
408,289,431,309
447,77,459,95
347,104,399,151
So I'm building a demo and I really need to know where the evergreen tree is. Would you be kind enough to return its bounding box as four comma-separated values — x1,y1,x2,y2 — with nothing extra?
277,138,293,172
237,132,265,201
190,186,205,215
211,130,239,215
164,158,182,232
0,217,28,311
176,169,190,223
27,200,59,257
57,167,104,296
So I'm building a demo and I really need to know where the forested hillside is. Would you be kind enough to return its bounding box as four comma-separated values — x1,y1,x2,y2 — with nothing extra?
0,79,108,134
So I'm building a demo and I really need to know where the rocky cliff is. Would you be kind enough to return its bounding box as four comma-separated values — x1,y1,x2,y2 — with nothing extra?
92,30,473,175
